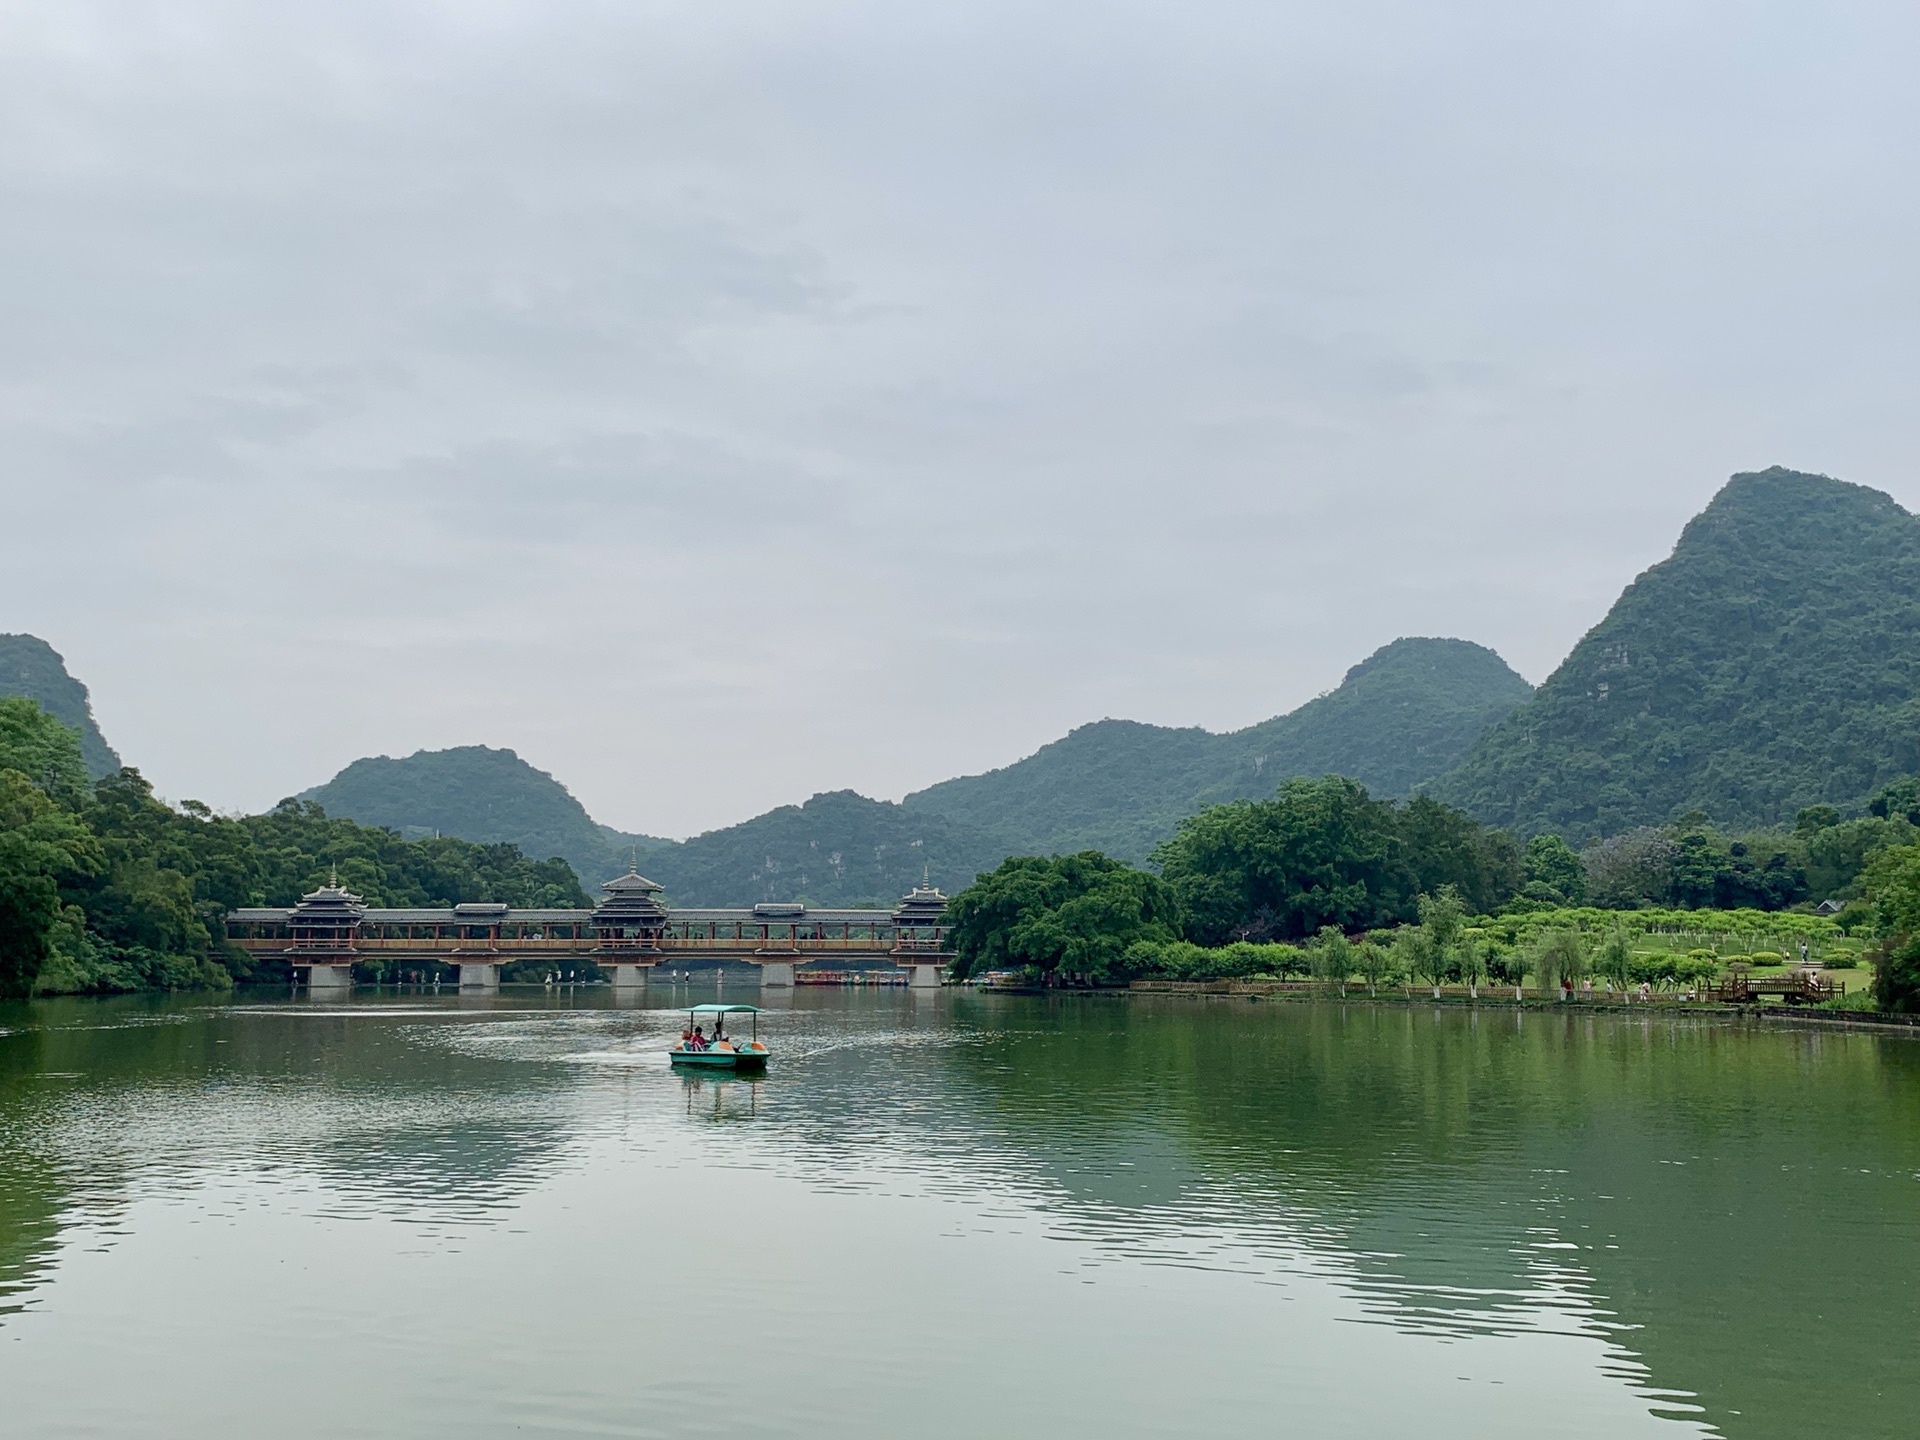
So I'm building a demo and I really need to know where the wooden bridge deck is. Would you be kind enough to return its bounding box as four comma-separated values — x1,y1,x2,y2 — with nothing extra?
1710,971,1838,1005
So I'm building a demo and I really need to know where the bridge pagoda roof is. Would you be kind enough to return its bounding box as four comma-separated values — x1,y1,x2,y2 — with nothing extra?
599,869,665,895
591,865,668,925
289,882,366,922
891,881,950,926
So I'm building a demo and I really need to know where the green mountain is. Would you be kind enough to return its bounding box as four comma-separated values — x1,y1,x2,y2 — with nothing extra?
646,789,1009,907
904,637,1533,862
296,747,1004,906
1430,467,1920,842
0,634,120,779
293,640,1529,899
299,746,669,890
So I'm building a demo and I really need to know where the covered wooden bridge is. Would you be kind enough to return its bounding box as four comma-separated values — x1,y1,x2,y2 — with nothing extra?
225,869,954,992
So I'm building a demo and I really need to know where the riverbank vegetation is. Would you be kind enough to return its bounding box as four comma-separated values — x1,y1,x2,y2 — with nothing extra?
0,698,586,999
947,774,1920,1012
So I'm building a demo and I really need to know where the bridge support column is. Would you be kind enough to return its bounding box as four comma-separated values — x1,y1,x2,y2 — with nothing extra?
306,963,353,994
759,961,795,989
904,962,945,990
457,963,500,991
607,963,650,991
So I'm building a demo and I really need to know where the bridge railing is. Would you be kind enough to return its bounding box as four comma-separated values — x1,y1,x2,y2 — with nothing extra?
231,935,947,956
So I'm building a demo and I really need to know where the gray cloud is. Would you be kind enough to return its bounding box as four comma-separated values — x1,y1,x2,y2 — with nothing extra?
2,0,1914,835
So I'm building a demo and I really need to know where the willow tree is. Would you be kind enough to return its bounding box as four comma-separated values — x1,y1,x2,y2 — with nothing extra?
1529,929,1590,999
1311,924,1352,997
1595,925,1634,996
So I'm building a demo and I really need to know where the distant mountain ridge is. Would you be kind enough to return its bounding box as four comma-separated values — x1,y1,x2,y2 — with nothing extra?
297,747,1002,906
904,637,1534,862
0,634,120,779
299,746,670,890
1432,467,1920,841
24,463,1908,906
290,637,1531,900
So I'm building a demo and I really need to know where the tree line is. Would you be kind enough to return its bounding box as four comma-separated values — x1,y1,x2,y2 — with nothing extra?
946,774,1920,1011
0,698,586,998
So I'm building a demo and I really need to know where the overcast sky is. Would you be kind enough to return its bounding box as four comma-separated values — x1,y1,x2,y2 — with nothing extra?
2,0,1915,838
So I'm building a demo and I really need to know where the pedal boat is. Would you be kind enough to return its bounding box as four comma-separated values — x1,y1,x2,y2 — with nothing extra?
669,1003,770,1071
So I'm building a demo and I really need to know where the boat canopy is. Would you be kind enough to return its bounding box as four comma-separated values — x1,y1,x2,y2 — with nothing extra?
687,1003,762,1014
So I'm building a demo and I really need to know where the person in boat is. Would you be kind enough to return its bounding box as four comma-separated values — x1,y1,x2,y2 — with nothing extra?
690,1025,707,1050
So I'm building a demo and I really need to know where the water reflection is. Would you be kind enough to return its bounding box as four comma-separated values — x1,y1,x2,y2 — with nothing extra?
0,1022,78,1318
0,989,1912,1440
927,996,1919,1439
678,1073,763,1124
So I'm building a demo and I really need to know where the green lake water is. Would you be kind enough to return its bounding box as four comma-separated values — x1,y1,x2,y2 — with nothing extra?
0,986,1914,1439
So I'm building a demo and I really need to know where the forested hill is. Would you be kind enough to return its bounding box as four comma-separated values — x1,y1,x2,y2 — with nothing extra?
300,746,670,890
645,790,1010,907
903,637,1533,863
1430,468,1920,842
0,635,120,779
1231,638,1536,799
295,749,1002,907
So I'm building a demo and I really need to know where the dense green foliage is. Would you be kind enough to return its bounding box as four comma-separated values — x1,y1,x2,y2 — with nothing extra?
1433,469,1920,841
1530,799,1917,915
0,768,100,998
1864,843,1920,1012
0,635,120,780
943,779,1518,982
0,702,588,997
905,638,1531,862
945,852,1181,981
0,698,91,804
1151,777,1519,943
1119,938,1308,983
1521,833,1586,904
302,745,669,892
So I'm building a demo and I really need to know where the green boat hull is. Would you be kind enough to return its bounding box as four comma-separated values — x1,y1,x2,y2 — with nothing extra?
669,1049,768,1072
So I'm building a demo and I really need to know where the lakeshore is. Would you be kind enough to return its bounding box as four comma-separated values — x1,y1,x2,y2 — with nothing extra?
968,969,1920,1033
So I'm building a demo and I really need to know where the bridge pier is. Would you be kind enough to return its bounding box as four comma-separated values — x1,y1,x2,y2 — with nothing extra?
758,961,796,989
306,963,353,994
902,962,946,990
607,963,651,991
457,962,500,991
